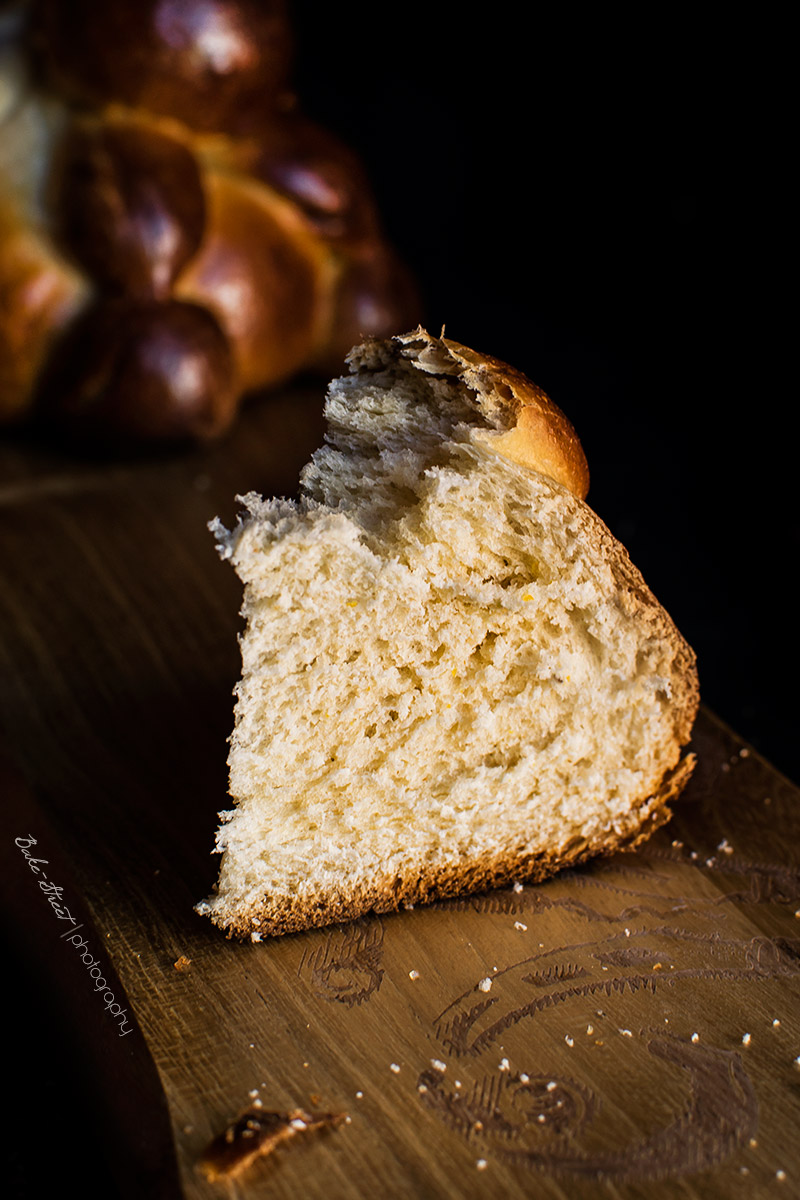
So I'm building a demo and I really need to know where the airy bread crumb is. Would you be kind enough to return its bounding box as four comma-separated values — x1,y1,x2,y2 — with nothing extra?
197,329,698,938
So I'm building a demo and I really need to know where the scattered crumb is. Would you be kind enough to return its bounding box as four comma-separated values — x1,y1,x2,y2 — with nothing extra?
717,838,734,855
690,851,698,861
514,921,528,931
417,1084,428,1094
565,1035,574,1048
390,1063,400,1074
777,1170,787,1182
409,970,420,980
672,839,683,848
513,882,524,893
742,1033,752,1046
248,1089,259,1100
586,1025,594,1035
476,1159,488,1171
478,977,492,993
499,1058,510,1071
740,747,750,757
691,1033,700,1044
431,1060,447,1073
546,1082,557,1092
740,1166,749,1175
251,932,262,943
749,1138,758,1149
519,1073,530,1084
455,1080,462,1089
173,956,192,972
652,962,663,971
200,1106,345,1181
619,1029,633,1038
355,1092,363,1099
537,1114,546,1123
772,1019,781,1028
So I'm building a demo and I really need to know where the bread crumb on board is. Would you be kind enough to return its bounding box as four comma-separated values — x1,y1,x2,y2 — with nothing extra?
199,1105,346,1182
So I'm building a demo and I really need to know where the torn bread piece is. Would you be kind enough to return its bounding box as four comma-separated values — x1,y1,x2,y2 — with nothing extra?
199,1106,345,1181
197,328,699,938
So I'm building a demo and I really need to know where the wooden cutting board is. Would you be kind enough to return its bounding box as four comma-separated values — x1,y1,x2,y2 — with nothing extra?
1,393,798,1199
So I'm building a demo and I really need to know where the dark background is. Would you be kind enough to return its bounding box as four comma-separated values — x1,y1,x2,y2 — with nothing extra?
294,4,796,785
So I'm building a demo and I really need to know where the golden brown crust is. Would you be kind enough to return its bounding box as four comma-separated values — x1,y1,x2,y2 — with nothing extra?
388,328,591,500
212,754,696,939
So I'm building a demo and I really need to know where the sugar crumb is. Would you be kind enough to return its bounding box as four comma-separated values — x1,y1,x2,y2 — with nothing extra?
742,1033,751,1046
499,1058,510,1071
478,977,492,993
409,970,420,980
565,1035,574,1047
431,1059,447,1073
476,1159,488,1171
514,921,528,931
390,1063,401,1074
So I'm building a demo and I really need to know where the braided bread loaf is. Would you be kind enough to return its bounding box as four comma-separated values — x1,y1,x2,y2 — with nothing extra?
0,0,416,441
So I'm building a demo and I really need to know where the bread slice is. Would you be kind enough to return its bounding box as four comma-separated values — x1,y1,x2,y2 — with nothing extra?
197,328,699,939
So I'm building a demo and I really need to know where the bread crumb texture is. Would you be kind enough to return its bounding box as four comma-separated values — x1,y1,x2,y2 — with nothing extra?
197,329,698,937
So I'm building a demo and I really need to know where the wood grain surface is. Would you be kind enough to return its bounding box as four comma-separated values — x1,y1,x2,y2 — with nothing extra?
1,392,798,1199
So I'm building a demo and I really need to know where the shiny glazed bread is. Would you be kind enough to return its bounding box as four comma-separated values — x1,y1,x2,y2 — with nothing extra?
198,329,699,938
0,0,416,441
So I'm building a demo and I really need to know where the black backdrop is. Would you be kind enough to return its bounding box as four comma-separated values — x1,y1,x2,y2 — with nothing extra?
293,4,796,783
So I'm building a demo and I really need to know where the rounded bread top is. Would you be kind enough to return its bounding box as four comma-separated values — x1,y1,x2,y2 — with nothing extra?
352,327,591,500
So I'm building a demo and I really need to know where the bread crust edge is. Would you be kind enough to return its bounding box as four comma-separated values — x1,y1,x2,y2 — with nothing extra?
205,753,696,939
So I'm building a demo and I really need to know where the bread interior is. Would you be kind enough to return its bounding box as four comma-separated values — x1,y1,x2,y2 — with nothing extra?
202,353,690,934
